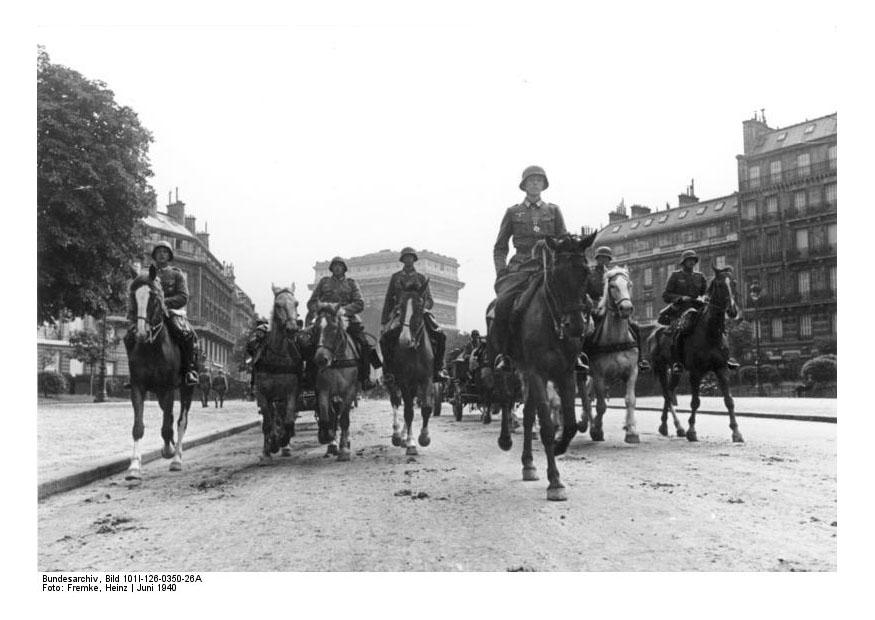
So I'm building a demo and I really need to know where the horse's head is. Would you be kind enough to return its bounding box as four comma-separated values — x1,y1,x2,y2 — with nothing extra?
708,266,739,319
312,303,346,370
271,283,299,332
130,265,167,343
601,266,634,319
544,231,598,337
397,278,429,349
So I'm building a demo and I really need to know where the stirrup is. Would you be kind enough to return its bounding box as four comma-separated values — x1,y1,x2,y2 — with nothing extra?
361,378,376,391
638,359,651,371
434,369,450,383
494,354,513,371
185,371,199,386
670,363,684,375
727,358,740,370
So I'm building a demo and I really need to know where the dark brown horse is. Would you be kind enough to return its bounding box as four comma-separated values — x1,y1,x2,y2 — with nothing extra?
382,281,434,456
123,266,194,480
253,284,304,464
311,303,359,461
493,232,597,501
647,267,743,442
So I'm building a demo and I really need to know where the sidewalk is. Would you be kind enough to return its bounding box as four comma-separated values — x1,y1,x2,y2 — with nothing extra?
618,396,836,422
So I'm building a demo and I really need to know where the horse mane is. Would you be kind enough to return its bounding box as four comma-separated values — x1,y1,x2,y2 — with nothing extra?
597,266,630,314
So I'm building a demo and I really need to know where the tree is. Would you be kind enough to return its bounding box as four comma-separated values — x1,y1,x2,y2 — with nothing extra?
37,47,156,324
801,355,837,385
69,326,119,395
727,319,755,360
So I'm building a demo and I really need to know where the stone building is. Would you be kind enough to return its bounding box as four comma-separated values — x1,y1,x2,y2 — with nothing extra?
736,112,837,362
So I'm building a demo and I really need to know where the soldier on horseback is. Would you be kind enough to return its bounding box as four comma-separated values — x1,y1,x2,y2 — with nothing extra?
490,165,587,372
586,246,650,371
659,249,739,374
380,247,450,384
307,256,381,391
127,241,199,385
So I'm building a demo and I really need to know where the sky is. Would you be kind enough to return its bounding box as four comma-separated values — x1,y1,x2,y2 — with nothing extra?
33,4,841,331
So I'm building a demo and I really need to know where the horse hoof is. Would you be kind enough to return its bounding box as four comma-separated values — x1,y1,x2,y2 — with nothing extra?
161,444,175,459
625,433,640,444
169,460,182,472
391,434,403,447
658,423,668,437
327,444,339,456
732,433,745,443
418,434,431,447
124,469,141,481
547,486,568,502
677,429,687,438
406,446,418,456
522,467,539,481
554,441,568,456
337,451,351,462
577,420,589,433
686,431,699,442
590,430,604,442
498,435,512,451
258,455,272,466
281,447,292,457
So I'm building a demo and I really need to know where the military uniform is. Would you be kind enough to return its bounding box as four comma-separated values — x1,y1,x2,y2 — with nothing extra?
308,257,380,389
379,248,448,382
490,166,569,369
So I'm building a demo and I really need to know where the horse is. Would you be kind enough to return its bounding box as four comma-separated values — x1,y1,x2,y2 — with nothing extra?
311,303,359,461
579,266,675,442
212,372,228,408
253,284,304,464
382,280,434,456
197,369,211,408
123,266,195,480
493,232,597,501
647,267,743,443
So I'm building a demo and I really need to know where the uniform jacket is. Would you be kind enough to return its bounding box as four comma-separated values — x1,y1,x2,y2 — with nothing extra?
307,275,364,319
127,265,189,323
493,199,568,276
381,268,434,325
662,268,707,305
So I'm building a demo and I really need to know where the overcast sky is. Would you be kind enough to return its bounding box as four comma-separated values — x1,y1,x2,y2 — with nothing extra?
35,5,839,331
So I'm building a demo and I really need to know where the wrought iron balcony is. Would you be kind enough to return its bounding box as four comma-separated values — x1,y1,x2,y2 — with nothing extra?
740,159,835,192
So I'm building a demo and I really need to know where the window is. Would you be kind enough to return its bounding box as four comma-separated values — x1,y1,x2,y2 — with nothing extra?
644,302,653,319
696,206,707,215
748,165,760,188
797,153,811,176
746,236,761,261
611,225,622,233
744,201,757,220
796,229,809,252
658,214,669,223
767,274,781,300
630,221,639,229
794,190,807,214
678,210,689,219
800,314,812,338
644,218,653,227
825,183,837,204
828,145,836,170
771,318,783,340
770,160,782,183
776,132,788,141
810,227,825,251
766,196,778,216
804,123,816,134
766,232,780,258
714,201,726,211
829,265,836,291
831,313,837,335
809,186,821,207
644,267,652,287
798,271,810,296
827,223,837,248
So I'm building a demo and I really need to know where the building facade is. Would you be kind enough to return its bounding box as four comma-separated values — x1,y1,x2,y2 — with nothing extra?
593,188,740,331
737,112,837,362
310,249,465,338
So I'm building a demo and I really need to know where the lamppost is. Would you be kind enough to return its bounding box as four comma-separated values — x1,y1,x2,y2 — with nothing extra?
94,311,108,403
748,281,764,397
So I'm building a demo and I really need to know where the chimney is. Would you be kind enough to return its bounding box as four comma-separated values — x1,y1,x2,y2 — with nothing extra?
196,221,209,249
742,113,772,154
608,209,629,224
678,179,699,207
629,204,651,218
184,215,196,233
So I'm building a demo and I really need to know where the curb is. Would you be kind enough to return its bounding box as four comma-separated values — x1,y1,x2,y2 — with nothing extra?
37,420,315,501
605,404,836,424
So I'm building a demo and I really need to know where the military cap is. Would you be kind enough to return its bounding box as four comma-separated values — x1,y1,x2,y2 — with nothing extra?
399,247,419,262
151,240,175,261
679,249,699,265
594,246,614,260
328,256,348,272
519,165,549,190
471,329,480,337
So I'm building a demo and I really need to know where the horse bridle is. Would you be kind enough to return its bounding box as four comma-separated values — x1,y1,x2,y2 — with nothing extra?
135,283,166,343
605,271,632,316
315,311,350,367
542,248,590,340
400,294,426,345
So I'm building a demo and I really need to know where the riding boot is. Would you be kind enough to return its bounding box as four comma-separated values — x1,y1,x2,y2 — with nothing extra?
178,333,199,386
491,298,514,371
357,340,376,391
671,334,685,375
630,323,650,371
379,336,394,384
430,330,450,382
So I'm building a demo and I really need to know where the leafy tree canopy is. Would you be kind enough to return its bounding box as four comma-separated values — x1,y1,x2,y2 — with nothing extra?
37,46,156,324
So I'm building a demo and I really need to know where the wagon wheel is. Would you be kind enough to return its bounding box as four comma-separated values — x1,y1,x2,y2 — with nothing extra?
452,384,463,421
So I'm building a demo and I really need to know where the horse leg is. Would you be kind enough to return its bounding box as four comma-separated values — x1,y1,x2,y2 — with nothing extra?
590,374,607,442
498,394,513,451
520,384,539,482
553,374,578,456
418,381,433,448
337,399,352,461
158,390,176,459
390,385,404,447
623,365,640,444
687,372,701,442
403,387,417,456
577,374,591,434
716,367,743,443
529,377,566,501
171,385,193,471
259,398,275,465
666,366,686,437
126,386,146,481
326,395,341,456
281,385,298,457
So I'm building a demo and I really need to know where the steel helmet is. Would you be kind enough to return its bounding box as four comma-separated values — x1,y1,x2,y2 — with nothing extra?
679,249,699,265
399,247,419,262
151,240,175,261
471,329,480,338
594,246,614,260
519,165,549,190
328,256,348,272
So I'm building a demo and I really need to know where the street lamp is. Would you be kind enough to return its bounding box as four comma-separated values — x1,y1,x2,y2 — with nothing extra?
748,281,764,397
94,311,108,403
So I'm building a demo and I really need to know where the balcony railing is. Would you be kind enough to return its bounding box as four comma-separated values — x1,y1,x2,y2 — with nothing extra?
740,159,835,192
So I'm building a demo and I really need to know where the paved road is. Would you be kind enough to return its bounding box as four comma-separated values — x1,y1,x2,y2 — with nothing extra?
38,399,836,571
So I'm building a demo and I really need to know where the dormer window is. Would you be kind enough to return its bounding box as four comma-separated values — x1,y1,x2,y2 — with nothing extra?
630,221,639,229
678,210,689,219
696,206,707,215
804,123,816,134
658,214,669,223
776,132,787,141
714,201,725,211
644,218,653,227
611,225,622,233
